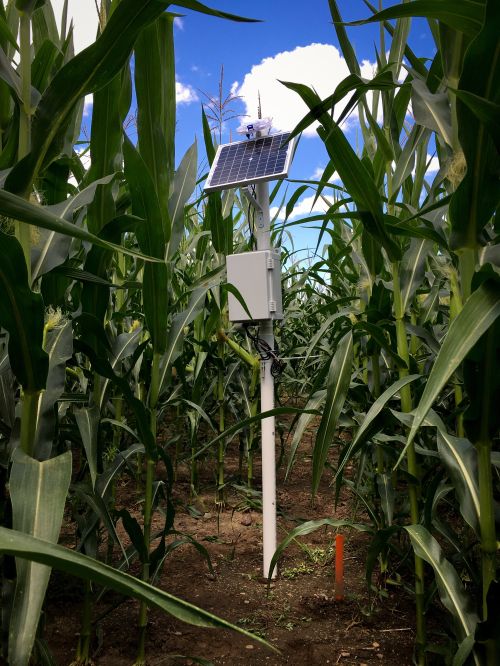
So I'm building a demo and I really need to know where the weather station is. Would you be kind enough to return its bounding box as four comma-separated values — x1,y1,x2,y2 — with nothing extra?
204,116,296,579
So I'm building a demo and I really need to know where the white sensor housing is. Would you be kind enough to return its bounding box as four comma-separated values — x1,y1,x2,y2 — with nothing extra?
226,249,283,322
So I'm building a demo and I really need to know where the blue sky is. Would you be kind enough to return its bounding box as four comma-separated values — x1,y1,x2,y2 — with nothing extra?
54,1,435,253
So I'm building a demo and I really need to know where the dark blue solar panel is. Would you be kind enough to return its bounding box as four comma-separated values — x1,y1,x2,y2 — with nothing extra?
205,132,292,192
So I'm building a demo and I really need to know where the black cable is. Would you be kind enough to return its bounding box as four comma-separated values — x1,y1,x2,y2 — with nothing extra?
247,185,257,250
244,324,286,378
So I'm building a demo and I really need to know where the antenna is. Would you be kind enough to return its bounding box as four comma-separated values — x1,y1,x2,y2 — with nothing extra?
258,91,262,120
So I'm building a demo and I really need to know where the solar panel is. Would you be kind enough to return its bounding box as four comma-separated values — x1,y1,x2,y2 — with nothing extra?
204,132,294,193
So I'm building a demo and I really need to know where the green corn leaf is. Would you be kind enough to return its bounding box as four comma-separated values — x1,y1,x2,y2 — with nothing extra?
0,11,18,51
202,105,216,165
377,474,395,525
400,239,432,314
285,390,326,480
328,1,360,75
6,0,257,196
0,188,162,263
282,80,400,261
85,70,124,236
31,1,60,51
15,0,43,13
72,485,128,564
158,287,209,395
32,174,117,281
450,90,500,153
405,525,479,642
98,327,144,411
304,311,349,364
171,0,258,23
449,0,500,250
344,2,485,37
361,0,429,79
123,136,168,353
6,0,175,195
123,136,165,258
74,340,156,459
0,232,48,392
33,320,72,461
334,375,420,483
267,518,370,582
0,527,277,654
190,407,319,463
398,281,500,466
312,331,353,496
135,16,173,238
390,126,430,201
168,139,198,259
9,450,72,666
74,406,100,490
411,79,453,147
96,442,145,499
284,69,395,142
437,429,480,535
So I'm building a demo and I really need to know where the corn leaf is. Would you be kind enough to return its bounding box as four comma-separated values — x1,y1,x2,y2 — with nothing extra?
449,0,500,249
399,281,500,464
75,406,100,490
0,188,162,263
0,232,48,392
168,139,198,259
334,375,421,483
282,81,401,261
33,320,72,460
123,136,168,353
0,527,276,654
437,430,480,535
135,17,173,238
312,331,353,495
158,287,208,395
405,525,479,642
344,2,485,37
9,450,72,666
285,389,326,480
268,518,371,582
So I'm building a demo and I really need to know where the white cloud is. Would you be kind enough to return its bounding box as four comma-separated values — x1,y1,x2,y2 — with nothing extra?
176,81,198,105
51,0,98,53
83,94,93,117
174,17,184,30
271,192,334,221
233,44,377,136
310,165,341,183
426,155,440,173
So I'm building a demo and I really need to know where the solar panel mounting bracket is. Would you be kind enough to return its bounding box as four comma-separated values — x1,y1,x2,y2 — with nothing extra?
241,186,263,214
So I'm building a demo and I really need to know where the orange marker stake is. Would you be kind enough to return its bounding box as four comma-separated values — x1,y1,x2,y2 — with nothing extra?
335,534,345,601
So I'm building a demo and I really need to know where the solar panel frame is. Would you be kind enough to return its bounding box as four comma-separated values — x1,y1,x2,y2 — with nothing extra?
204,132,295,193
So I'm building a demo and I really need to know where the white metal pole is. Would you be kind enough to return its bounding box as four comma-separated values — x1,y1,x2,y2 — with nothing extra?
254,174,277,579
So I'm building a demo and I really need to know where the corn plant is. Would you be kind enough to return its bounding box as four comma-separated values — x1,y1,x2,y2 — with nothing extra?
0,1,285,664
274,1,499,664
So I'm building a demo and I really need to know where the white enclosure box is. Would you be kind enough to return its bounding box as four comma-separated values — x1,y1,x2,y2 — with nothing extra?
226,249,283,322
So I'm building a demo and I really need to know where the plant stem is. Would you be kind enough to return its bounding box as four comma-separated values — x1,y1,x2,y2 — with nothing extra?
392,262,426,665
475,329,497,624
216,342,225,508
449,268,465,436
16,10,32,278
136,351,160,664
19,390,41,457
75,580,92,664
458,248,476,303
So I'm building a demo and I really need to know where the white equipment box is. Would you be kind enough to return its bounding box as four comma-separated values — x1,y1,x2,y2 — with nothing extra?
226,249,283,322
